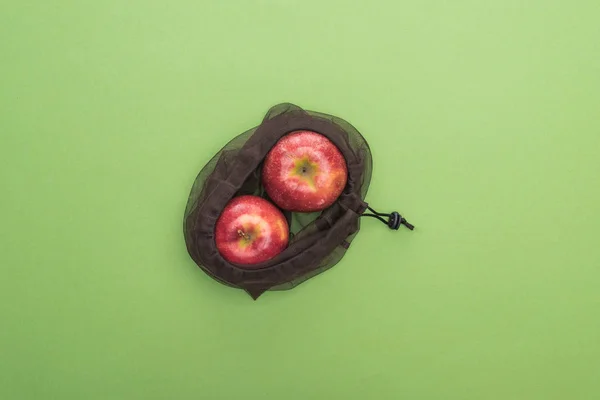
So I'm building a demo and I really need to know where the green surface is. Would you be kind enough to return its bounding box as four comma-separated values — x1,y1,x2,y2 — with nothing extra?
2,1,600,399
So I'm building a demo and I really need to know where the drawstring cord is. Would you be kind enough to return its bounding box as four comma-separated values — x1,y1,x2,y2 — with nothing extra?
361,206,414,231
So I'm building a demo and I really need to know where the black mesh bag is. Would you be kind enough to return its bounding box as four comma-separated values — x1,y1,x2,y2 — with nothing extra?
183,103,413,299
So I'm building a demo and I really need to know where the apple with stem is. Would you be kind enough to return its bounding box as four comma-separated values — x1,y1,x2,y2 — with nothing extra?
215,195,289,266
262,131,348,212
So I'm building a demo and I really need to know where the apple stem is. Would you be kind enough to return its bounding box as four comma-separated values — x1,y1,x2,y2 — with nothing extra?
237,229,250,240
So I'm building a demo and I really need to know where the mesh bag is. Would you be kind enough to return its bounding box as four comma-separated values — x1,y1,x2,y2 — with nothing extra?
183,103,413,299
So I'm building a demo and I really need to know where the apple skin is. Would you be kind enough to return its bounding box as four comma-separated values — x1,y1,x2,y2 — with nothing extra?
262,131,348,212
215,195,289,266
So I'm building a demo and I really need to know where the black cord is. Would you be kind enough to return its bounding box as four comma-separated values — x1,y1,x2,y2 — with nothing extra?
361,213,389,225
361,206,414,230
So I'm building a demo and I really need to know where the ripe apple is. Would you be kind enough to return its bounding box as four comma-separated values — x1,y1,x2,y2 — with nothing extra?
262,130,348,212
215,195,289,266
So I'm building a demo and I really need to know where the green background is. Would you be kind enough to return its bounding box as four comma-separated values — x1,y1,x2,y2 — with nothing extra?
2,1,600,399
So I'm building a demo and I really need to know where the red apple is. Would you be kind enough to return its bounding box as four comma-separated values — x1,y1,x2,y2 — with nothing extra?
215,195,289,266
262,130,348,212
